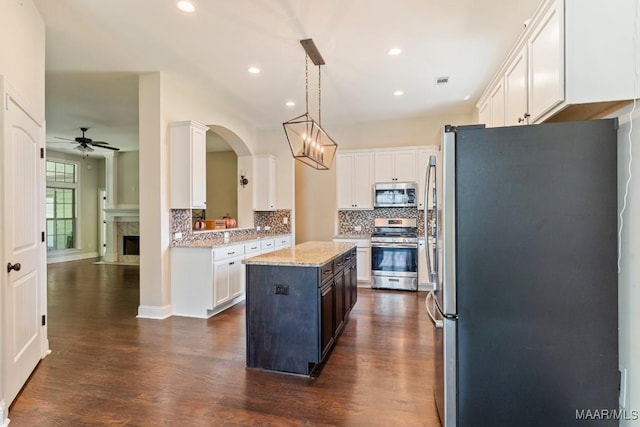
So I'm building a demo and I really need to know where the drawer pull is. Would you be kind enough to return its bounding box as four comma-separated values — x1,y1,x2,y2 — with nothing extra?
229,261,235,265
227,252,235,255
323,269,332,274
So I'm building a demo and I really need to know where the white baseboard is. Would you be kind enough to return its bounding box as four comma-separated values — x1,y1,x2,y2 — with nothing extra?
137,304,172,319
47,251,99,264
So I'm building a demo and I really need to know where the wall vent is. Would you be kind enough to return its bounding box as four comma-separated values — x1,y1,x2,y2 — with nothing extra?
435,76,450,85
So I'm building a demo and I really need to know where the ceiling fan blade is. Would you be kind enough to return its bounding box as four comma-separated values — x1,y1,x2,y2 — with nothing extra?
54,136,75,142
89,141,110,145
95,145,120,151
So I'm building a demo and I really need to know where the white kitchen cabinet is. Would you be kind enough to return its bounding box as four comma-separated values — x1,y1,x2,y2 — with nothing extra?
212,243,245,307
274,235,292,249
253,154,276,211
169,120,208,209
171,241,252,318
374,149,417,183
504,45,529,126
527,0,563,122
336,151,374,210
260,238,276,254
332,238,371,284
489,80,506,128
356,247,371,283
477,98,491,127
477,0,637,125
416,147,440,211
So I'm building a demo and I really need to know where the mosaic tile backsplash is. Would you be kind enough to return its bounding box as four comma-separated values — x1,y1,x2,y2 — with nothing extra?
338,207,433,236
170,209,292,246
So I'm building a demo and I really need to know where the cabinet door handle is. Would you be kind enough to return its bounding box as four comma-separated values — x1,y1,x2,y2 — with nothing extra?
229,261,235,265
323,269,332,274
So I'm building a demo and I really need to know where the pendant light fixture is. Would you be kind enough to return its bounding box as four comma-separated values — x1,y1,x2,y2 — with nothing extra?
283,39,337,170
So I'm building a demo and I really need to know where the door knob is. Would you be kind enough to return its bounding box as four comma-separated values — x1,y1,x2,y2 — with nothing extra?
7,262,21,273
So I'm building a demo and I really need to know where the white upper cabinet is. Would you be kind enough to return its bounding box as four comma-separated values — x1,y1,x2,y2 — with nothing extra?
490,80,506,128
477,0,637,125
169,120,208,209
336,151,374,210
504,45,529,126
478,98,491,127
374,149,417,183
527,0,563,122
253,154,276,211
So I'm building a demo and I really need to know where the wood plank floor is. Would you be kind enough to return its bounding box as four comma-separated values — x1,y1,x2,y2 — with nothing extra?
9,258,440,426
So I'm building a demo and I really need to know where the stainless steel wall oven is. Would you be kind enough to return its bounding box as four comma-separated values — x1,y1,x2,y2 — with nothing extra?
371,218,418,291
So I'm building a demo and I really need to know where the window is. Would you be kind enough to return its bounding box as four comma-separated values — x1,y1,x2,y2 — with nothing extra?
46,160,78,251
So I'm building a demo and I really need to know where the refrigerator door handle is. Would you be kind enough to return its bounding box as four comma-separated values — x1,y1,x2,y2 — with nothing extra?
425,291,444,329
425,155,439,288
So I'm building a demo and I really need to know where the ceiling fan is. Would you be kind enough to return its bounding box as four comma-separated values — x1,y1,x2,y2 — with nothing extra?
50,127,120,154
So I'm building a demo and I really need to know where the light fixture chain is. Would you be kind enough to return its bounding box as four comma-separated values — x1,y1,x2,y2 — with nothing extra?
318,64,321,125
305,54,309,115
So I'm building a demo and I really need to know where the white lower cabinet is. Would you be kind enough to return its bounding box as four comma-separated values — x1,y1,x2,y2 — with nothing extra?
260,239,276,254
213,252,244,307
356,246,371,283
171,235,291,318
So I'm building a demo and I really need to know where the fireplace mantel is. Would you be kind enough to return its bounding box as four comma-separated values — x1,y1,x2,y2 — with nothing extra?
104,205,140,222
103,205,140,263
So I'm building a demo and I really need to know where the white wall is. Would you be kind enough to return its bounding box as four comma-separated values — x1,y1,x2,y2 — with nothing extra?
138,72,259,318
614,103,640,426
117,151,139,205
0,0,44,422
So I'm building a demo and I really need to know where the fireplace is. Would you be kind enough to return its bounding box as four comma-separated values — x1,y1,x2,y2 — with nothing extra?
123,235,140,256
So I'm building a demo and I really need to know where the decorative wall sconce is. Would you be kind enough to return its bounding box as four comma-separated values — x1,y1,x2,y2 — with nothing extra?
283,39,337,170
239,175,249,188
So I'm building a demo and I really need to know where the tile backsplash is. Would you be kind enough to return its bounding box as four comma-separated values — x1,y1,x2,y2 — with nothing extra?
338,208,432,236
170,208,292,246
254,210,291,235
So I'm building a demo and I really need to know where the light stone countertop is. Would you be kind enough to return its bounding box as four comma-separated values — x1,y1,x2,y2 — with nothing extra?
172,233,290,249
332,234,371,240
243,241,356,267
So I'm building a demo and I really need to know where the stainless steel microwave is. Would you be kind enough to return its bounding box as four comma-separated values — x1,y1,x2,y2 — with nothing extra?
373,182,418,208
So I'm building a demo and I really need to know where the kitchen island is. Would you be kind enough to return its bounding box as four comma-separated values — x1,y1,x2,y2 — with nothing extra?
243,241,357,376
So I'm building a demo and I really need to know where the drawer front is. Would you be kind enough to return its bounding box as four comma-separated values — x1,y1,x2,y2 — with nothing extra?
244,242,261,256
275,235,292,248
333,254,346,273
213,243,244,261
261,239,275,251
320,262,334,284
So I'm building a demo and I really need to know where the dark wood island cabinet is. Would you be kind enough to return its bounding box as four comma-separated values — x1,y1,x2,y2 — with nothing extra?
243,241,357,376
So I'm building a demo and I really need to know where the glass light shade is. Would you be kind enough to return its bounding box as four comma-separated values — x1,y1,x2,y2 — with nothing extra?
283,113,337,170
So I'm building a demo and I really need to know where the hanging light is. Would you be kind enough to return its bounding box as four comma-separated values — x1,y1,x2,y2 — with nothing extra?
283,39,337,170
74,144,94,158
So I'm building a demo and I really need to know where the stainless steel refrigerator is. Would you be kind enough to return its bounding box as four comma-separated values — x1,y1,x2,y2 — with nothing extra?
424,121,619,427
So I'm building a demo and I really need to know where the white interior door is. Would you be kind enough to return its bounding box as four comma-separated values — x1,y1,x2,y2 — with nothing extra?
3,82,45,407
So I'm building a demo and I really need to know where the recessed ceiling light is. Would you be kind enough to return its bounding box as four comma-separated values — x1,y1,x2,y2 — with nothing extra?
464,95,471,100
393,90,404,96
248,67,261,74
285,101,295,107
177,1,196,13
388,48,402,56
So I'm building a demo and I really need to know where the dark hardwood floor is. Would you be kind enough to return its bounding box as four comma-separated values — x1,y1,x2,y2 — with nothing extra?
9,259,440,426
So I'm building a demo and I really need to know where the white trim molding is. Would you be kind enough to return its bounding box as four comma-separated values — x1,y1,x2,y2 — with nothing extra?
137,304,172,319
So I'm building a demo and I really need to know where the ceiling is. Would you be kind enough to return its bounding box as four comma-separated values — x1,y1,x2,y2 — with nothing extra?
34,0,541,156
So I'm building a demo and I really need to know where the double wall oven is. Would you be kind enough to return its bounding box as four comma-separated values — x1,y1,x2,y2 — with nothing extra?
370,218,418,291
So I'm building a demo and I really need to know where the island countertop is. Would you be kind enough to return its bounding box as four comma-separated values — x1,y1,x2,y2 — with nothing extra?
242,241,356,267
